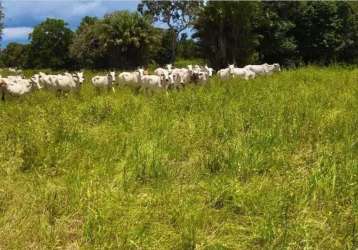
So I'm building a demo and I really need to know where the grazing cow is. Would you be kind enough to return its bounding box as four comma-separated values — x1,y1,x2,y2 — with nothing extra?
154,67,170,79
229,65,255,80
266,63,281,75
138,68,163,90
118,71,141,88
171,65,194,86
30,74,42,89
217,67,231,80
0,76,40,101
54,72,84,94
170,68,185,88
244,63,281,76
38,72,59,89
154,67,175,89
204,65,214,77
92,72,116,92
197,71,209,83
8,68,21,73
193,64,202,71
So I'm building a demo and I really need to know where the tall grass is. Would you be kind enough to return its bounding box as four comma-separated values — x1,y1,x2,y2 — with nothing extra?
0,67,357,249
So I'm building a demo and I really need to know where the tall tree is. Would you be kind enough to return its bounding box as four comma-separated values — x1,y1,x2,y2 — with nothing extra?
333,2,358,63
292,2,358,64
27,18,74,68
77,16,98,33
256,2,299,66
0,43,29,68
194,1,261,69
153,28,174,65
176,33,200,59
70,11,161,69
138,0,202,63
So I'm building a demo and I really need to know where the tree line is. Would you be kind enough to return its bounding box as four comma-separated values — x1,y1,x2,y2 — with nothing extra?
1,1,358,70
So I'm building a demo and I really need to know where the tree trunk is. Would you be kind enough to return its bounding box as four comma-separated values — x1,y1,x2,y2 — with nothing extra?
218,19,226,68
170,29,177,63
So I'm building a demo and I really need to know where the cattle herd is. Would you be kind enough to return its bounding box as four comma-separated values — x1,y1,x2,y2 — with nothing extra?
0,63,280,100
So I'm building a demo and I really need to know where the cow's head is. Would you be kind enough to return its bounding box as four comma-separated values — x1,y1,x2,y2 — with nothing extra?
166,64,173,72
30,74,42,89
273,63,281,72
138,68,145,77
109,71,116,81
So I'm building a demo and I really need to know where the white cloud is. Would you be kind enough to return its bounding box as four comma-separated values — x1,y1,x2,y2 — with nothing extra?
70,1,103,16
2,1,140,28
0,1,140,47
3,27,33,40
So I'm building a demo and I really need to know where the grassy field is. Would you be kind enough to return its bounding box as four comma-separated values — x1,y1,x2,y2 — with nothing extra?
0,67,357,249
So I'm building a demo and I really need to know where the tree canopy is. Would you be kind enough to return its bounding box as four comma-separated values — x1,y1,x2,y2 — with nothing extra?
138,1,202,62
27,18,74,68
70,11,161,69
194,1,261,68
292,2,358,64
2,1,358,69
0,43,29,68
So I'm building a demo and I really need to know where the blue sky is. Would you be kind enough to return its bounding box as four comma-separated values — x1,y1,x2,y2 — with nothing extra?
2,0,140,47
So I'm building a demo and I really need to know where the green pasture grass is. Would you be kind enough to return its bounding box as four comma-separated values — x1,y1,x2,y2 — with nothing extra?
0,66,357,249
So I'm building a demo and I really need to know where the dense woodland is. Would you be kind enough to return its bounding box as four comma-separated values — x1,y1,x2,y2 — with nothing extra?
1,1,358,69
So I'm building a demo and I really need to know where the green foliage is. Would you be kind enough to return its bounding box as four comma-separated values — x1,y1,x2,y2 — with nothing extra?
138,1,202,32
77,16,98,33
27,18,74,69
70,11,161,69
194,1,261,68
293,2,358,64
151,30,199,66
0,67,357,248
176,33,200,60
256,2,299,66
138,0,202,62
194,1,358,67
2,2,358,69
152,29,173,65
0,42,29,68
174,58,204,68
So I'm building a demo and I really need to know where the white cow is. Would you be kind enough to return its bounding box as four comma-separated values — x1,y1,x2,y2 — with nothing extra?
266,63,281,75
204,65,214,77
193,65,202,71
54,72,84,93
217,67,231,80
37,72,83,92
138,68,163,90
154,68,174,89
118,71,141,87
7,75,23,81
38,72,59,89
166,64,173,73
154,67,170,79
171,65,194,86
229,65,255,80
170,68,185,87
0,76,39,101
8,68,21,73
244,63,281,76
29,74,42,89
196,71,209,83
92,72,116,92
163,69,182,89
